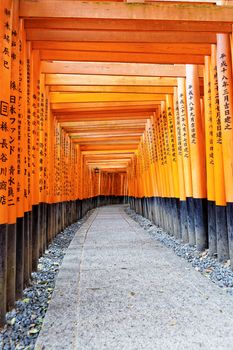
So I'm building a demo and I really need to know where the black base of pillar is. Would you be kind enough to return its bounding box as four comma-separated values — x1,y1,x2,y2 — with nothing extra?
16,216,24,299
193,198,208,251
32,205,40,271
7,223,16,310
180,200,189,243
0,224,7,326
216,205,229,262
207,200,217,256
186,197,196,246
226,202,233,267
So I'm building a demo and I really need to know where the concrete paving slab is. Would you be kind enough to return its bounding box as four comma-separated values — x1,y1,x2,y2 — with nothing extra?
36,205,233,350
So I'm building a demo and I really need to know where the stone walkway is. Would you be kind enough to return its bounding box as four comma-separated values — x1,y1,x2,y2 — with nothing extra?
36,205,233,350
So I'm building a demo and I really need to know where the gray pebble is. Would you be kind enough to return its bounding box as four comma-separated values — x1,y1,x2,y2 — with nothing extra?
125,207,233,296
0,210,93,349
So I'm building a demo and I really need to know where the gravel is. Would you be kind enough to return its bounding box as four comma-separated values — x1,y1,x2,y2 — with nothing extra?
3,205,233,349
125,207,233,295
0,211,93,350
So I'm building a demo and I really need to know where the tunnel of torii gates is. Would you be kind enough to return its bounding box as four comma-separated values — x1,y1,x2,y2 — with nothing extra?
1,0,233,325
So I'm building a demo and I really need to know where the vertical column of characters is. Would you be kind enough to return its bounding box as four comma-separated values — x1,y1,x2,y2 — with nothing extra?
71,143,74,200
53,119,57,204
142,129,149,198
137,142,142,198
60,127,65,203
216,33,233,263
146,121,154,200
140,139,146,198
0,1,13,225
166,95,179,201
160,102,169,200
137,141,142,198
161,100,174,234
76,145,81,199
30,50,41,270
31,50,40,207
149,113,160,225
55,122,61,203
70,142,74,200
25,42,32,214
17,19,26,218
61,126,65,202
141,133,150,217
152,111,162,199
65,134,69,202
73,143,77,200
204,55,217,256
64,132,68,202
47,111,54,205
44,86,50,204
8,0,19,225
67,134,71,201
177,78,195,245
78,146,82,199
77,146,81,199
157,110,165,199
133,153,137,199
70,138,73,200
156,109,167,230
186,64,207,251
142,132,150,198
73,145,77,199
149,116,158,198
173,88,185,203
38,73,45,204
163,100,174,199
166,94,180,239
138,144,142,199
174,87,188,242
145,120,155,198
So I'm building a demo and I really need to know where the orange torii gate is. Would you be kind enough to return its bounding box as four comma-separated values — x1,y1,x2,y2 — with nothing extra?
1,0,233,325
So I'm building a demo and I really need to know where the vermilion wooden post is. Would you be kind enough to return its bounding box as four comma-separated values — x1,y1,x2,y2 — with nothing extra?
174,87,188,243
186,64,207,251
162,100,174,234
166,94,180,238
204,55,216,256
177,78,195,245
217,33,233,264
0,0,13,324
31,49,41,271
210,44,228,262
